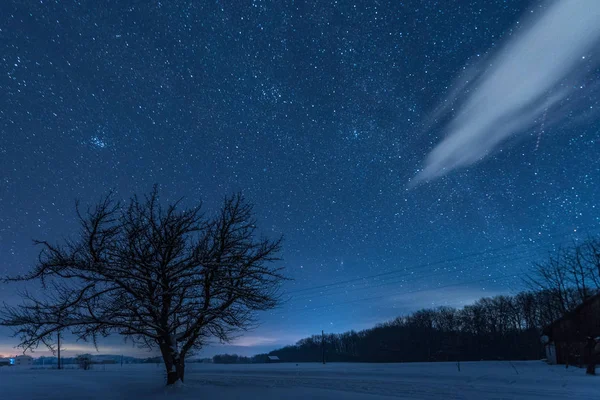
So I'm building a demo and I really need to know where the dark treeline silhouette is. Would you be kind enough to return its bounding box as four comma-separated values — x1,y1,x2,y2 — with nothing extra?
213,354,252,364
212,353,268,364
268,292,553,363
266,237,600,363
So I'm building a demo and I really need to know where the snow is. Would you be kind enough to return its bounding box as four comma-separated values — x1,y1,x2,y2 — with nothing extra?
0,361,598,399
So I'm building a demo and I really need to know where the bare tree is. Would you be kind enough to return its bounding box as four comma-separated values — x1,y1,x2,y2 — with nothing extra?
525,237,600,372
76,353,93,370
1,188,285,385
526,238,600,314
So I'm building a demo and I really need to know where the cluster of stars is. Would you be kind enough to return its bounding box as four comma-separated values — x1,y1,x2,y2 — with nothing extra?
0,0,598,350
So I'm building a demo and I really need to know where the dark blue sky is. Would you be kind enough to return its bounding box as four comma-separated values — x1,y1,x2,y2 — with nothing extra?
1,0,599,357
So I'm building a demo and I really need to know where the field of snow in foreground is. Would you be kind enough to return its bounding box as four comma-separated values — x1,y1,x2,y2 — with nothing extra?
0,361,598,399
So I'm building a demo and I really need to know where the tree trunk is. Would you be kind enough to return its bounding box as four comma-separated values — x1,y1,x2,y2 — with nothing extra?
167,357,185,384
176,359,185,383
166,370,180,385
160,344,185,385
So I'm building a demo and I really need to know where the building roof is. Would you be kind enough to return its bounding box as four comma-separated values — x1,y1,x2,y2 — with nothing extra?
543,291,600,337
267,356,280,361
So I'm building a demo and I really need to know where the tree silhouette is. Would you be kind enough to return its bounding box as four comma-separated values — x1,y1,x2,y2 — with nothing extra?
1,187,284,385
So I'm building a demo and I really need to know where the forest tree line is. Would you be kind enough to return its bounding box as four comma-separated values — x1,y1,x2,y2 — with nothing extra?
265,291,558,363
213,237,600,364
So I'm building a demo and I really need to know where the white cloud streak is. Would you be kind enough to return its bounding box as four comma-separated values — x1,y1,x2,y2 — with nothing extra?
229,333,307,347
389,286,508,310
413,0,600,184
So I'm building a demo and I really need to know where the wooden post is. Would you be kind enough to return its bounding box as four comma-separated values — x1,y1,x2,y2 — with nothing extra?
322,330,325,364
57,331,61,370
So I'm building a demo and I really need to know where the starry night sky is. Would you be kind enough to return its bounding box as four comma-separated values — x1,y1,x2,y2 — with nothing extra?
1,0,599,357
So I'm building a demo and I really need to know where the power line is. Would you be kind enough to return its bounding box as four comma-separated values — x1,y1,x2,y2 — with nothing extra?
288,245,545,299
279,273,524,314
266,275,527,333
288,232,591,303
284,226,597,297
262,228,599,336
287,251,539,303
277,256,531,316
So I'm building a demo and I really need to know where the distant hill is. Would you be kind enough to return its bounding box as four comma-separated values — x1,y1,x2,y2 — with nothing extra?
33,354,147,365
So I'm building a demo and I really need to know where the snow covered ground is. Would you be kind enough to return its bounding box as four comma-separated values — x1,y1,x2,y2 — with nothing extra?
0,360,598,399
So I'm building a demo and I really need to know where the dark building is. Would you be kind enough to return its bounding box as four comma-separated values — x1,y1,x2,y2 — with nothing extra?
542,293,600,365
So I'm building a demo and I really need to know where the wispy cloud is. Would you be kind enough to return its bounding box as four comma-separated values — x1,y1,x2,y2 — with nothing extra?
230,336,280,347
230,333,306,347
0,336,157,358
413,0,600,185
388,286,509,310
0,344,123,358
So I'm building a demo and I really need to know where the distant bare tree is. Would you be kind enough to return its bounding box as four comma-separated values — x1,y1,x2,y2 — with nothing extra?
0,187,284,385
526,238,600,314
576,237,600,290
525,237,600,372
76,354,93,370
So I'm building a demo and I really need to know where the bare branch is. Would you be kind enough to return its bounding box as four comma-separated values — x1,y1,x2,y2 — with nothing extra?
0,189,286,385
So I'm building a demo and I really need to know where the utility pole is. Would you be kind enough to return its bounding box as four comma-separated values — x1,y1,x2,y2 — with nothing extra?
321,330,325,364
57,310,62,370
57,331,61,370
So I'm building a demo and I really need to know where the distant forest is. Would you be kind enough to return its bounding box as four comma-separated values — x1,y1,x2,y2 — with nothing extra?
266,291,552,363
213,237,600,364
215,289,574,364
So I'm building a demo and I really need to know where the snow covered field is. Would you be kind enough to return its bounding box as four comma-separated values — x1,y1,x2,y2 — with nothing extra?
0,361,598,399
